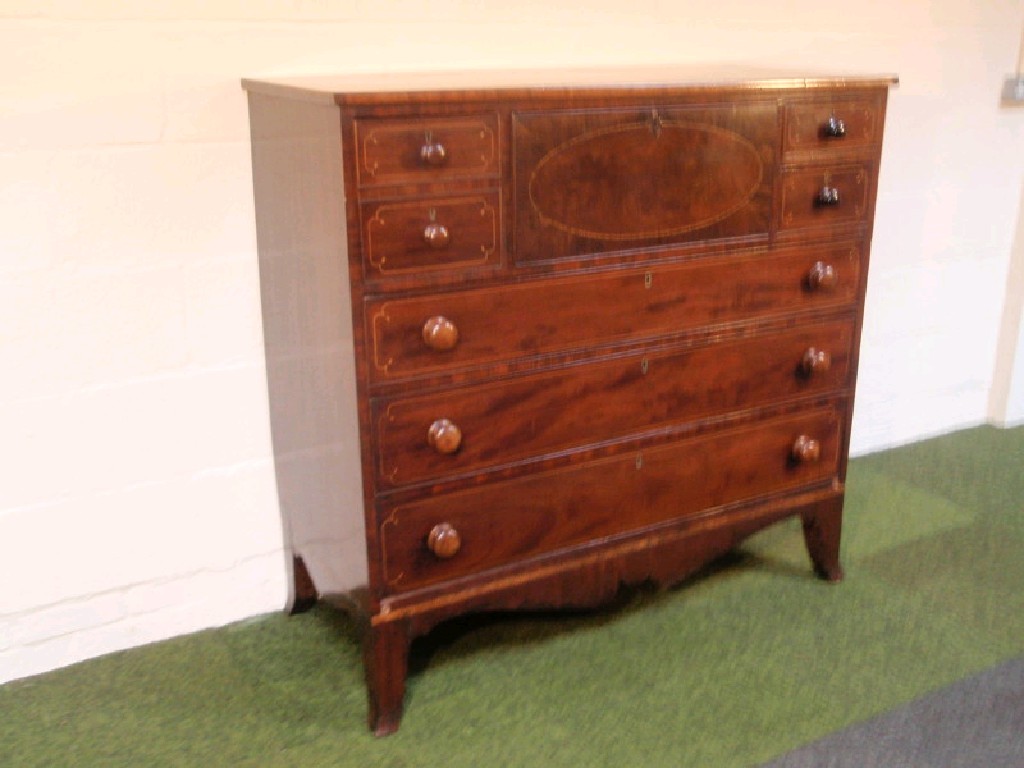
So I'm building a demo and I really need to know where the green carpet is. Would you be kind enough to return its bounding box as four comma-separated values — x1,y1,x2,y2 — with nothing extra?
2,425,1022,767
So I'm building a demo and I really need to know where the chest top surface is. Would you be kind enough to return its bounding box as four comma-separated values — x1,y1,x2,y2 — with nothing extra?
242,66,898,104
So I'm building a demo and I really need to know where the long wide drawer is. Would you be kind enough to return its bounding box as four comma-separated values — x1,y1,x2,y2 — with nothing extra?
367,243,862,383
378,406,842,592
374,321,854,488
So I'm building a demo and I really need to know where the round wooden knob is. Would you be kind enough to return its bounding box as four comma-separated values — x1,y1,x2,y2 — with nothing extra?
816,186,841,207
421,315,458,351
423,222,450,249
427,418,462,454
427,523,461,559
791,435,821,464
801,348,832,375
420,141,447,167
824,114,846,138
807,261,838,292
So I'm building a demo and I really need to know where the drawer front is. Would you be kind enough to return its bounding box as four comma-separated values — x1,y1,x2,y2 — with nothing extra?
367,244,862,383
354,114,499,187
362,193,500,277
374,321,854,487
512,102,777,263
779,165,871,232
379,407,843,592
785,97,883,154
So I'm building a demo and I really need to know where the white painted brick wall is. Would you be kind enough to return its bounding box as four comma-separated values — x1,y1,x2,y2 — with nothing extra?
0,0,1022,684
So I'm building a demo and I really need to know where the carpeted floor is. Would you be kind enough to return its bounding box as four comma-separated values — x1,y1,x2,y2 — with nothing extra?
1,424,1022,767
760,655,1024,767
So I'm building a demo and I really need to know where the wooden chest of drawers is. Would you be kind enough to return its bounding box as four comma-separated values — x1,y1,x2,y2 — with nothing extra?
243,68,896,735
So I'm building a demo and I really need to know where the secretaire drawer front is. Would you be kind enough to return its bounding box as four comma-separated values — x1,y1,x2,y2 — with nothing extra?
379,407,843,592
361,193,500,277
374,321,854,487
512,102,777,263
368,244,862,382
354,114,499,187
784,97,884,155
779,165,872,232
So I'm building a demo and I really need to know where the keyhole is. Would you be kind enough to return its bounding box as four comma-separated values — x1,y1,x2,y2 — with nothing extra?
649,109,663,138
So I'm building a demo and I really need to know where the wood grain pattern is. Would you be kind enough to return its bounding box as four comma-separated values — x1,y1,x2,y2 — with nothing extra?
368,244,862,383
361,192,500,275
779,164,871,231
379,407,841,592
354,114,499,187
784,96,883,155
374,321,854,487
513,103,777,261
528,120,763,239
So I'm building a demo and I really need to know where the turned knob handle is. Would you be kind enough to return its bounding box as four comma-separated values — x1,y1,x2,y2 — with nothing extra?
823,114,846,138
816,186,841,206
791,435,821,464
427,523,461,559
420,140,448,167
807,261,838,292
423,222,450,249
427,418,462,455
421,315,458,351
801,348,832,375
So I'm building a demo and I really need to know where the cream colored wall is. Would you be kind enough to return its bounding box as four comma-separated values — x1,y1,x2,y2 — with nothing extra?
2,0,1022,682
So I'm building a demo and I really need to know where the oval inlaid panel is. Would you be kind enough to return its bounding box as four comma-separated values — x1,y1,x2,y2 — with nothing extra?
528,121,763,240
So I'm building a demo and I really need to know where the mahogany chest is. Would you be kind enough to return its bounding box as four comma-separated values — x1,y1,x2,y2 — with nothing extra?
243,68,896,734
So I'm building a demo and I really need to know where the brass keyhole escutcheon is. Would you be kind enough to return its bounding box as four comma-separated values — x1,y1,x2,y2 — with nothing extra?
644,271,653,289
649,109,663,138
635,453,643,470
641,357,650,375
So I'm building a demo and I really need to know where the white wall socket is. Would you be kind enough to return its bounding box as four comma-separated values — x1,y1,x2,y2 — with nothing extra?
1003,76,1024,105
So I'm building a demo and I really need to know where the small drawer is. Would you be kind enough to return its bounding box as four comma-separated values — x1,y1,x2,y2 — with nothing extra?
366,243,863,383
778,165,871,232
354,114,499,187
373,321,855,488
378,407,843,592
362,193,500,277
784,97,883,155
